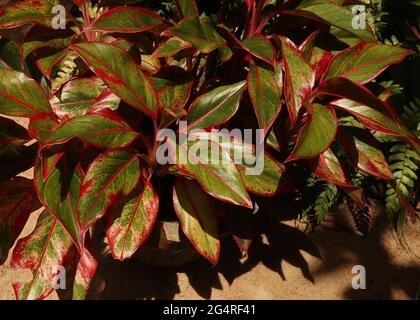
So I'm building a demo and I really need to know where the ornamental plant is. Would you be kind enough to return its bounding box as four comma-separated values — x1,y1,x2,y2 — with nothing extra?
0,0,418,300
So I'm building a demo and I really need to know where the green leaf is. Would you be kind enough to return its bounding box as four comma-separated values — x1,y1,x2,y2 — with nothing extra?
11,211,74,300
71,42,159,118
314,148,348,186
176,0,199,18
248,60,282,134
193,131,284,196
35,151,83,248
324,42,413,84
106,179,159,260
0,144,37,182
233,236,252,257
165,134,252,208
0,116,30,156
36,49,71,79
21,27,75,65
294,0,375,41
78,150,141,231
173,178,220,265
242,34,276,65
44,109,139,149
318,77,420,155
0,177,41,265
51,77,108,119
339,127,394,180
277,36,315,125
186,81,246,130
153,37,193,58
0,0,63,29
89,7,164,33
288,104,337,160
0,69,52,117
151,67,193,112
162,16,233,62
314,148,365,207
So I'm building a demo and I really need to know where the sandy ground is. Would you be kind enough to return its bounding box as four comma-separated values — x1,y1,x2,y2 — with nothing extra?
0,199,419,300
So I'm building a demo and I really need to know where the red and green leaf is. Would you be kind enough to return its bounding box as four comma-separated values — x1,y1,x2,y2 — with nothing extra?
323,42,413,84
176,0,199,18
293,0,375,41
0,69,53,117
0,116,31,156
173,178,220,265
242,34,276,65
106,178,159,260
0,0,63,29
288,104,337,160
186,81,246,130
0,177,41,265
89,7,165,33
11,211,74,300
277,36,315,126
77,150,141,232
165,134,252,208
71,42,159,118
44,109,139,149
72,248,97,300
338,127,394,180
35,151,84,249
248,60,282,135
162,16,232,62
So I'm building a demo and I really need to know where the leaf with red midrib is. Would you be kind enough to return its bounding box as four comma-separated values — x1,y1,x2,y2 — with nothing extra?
11,211,74,300
70,42,159,119
0,69,53,117
166,135,252,208
173,178,220,265
276,36,315,126
323,42,413,84
77,150,141,232
88,7,165,33
106,179,159,261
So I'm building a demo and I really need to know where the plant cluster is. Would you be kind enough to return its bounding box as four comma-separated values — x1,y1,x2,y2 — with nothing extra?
0,0,418,299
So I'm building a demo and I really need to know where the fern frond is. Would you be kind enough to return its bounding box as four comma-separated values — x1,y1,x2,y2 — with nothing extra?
314,182,339,223
385,142,420,234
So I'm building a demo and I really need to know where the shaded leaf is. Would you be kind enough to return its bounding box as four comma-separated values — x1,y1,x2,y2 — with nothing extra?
0,177,41,265
162,16,232,62
277,36,315,125
89,7,164,33
173,178,220,265
288,104,337,160
338,127,393,180
324,42,413,84
248,60,282,134
11,211,74,300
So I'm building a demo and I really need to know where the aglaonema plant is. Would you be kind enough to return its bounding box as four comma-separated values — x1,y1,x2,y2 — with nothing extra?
0,0,418,300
